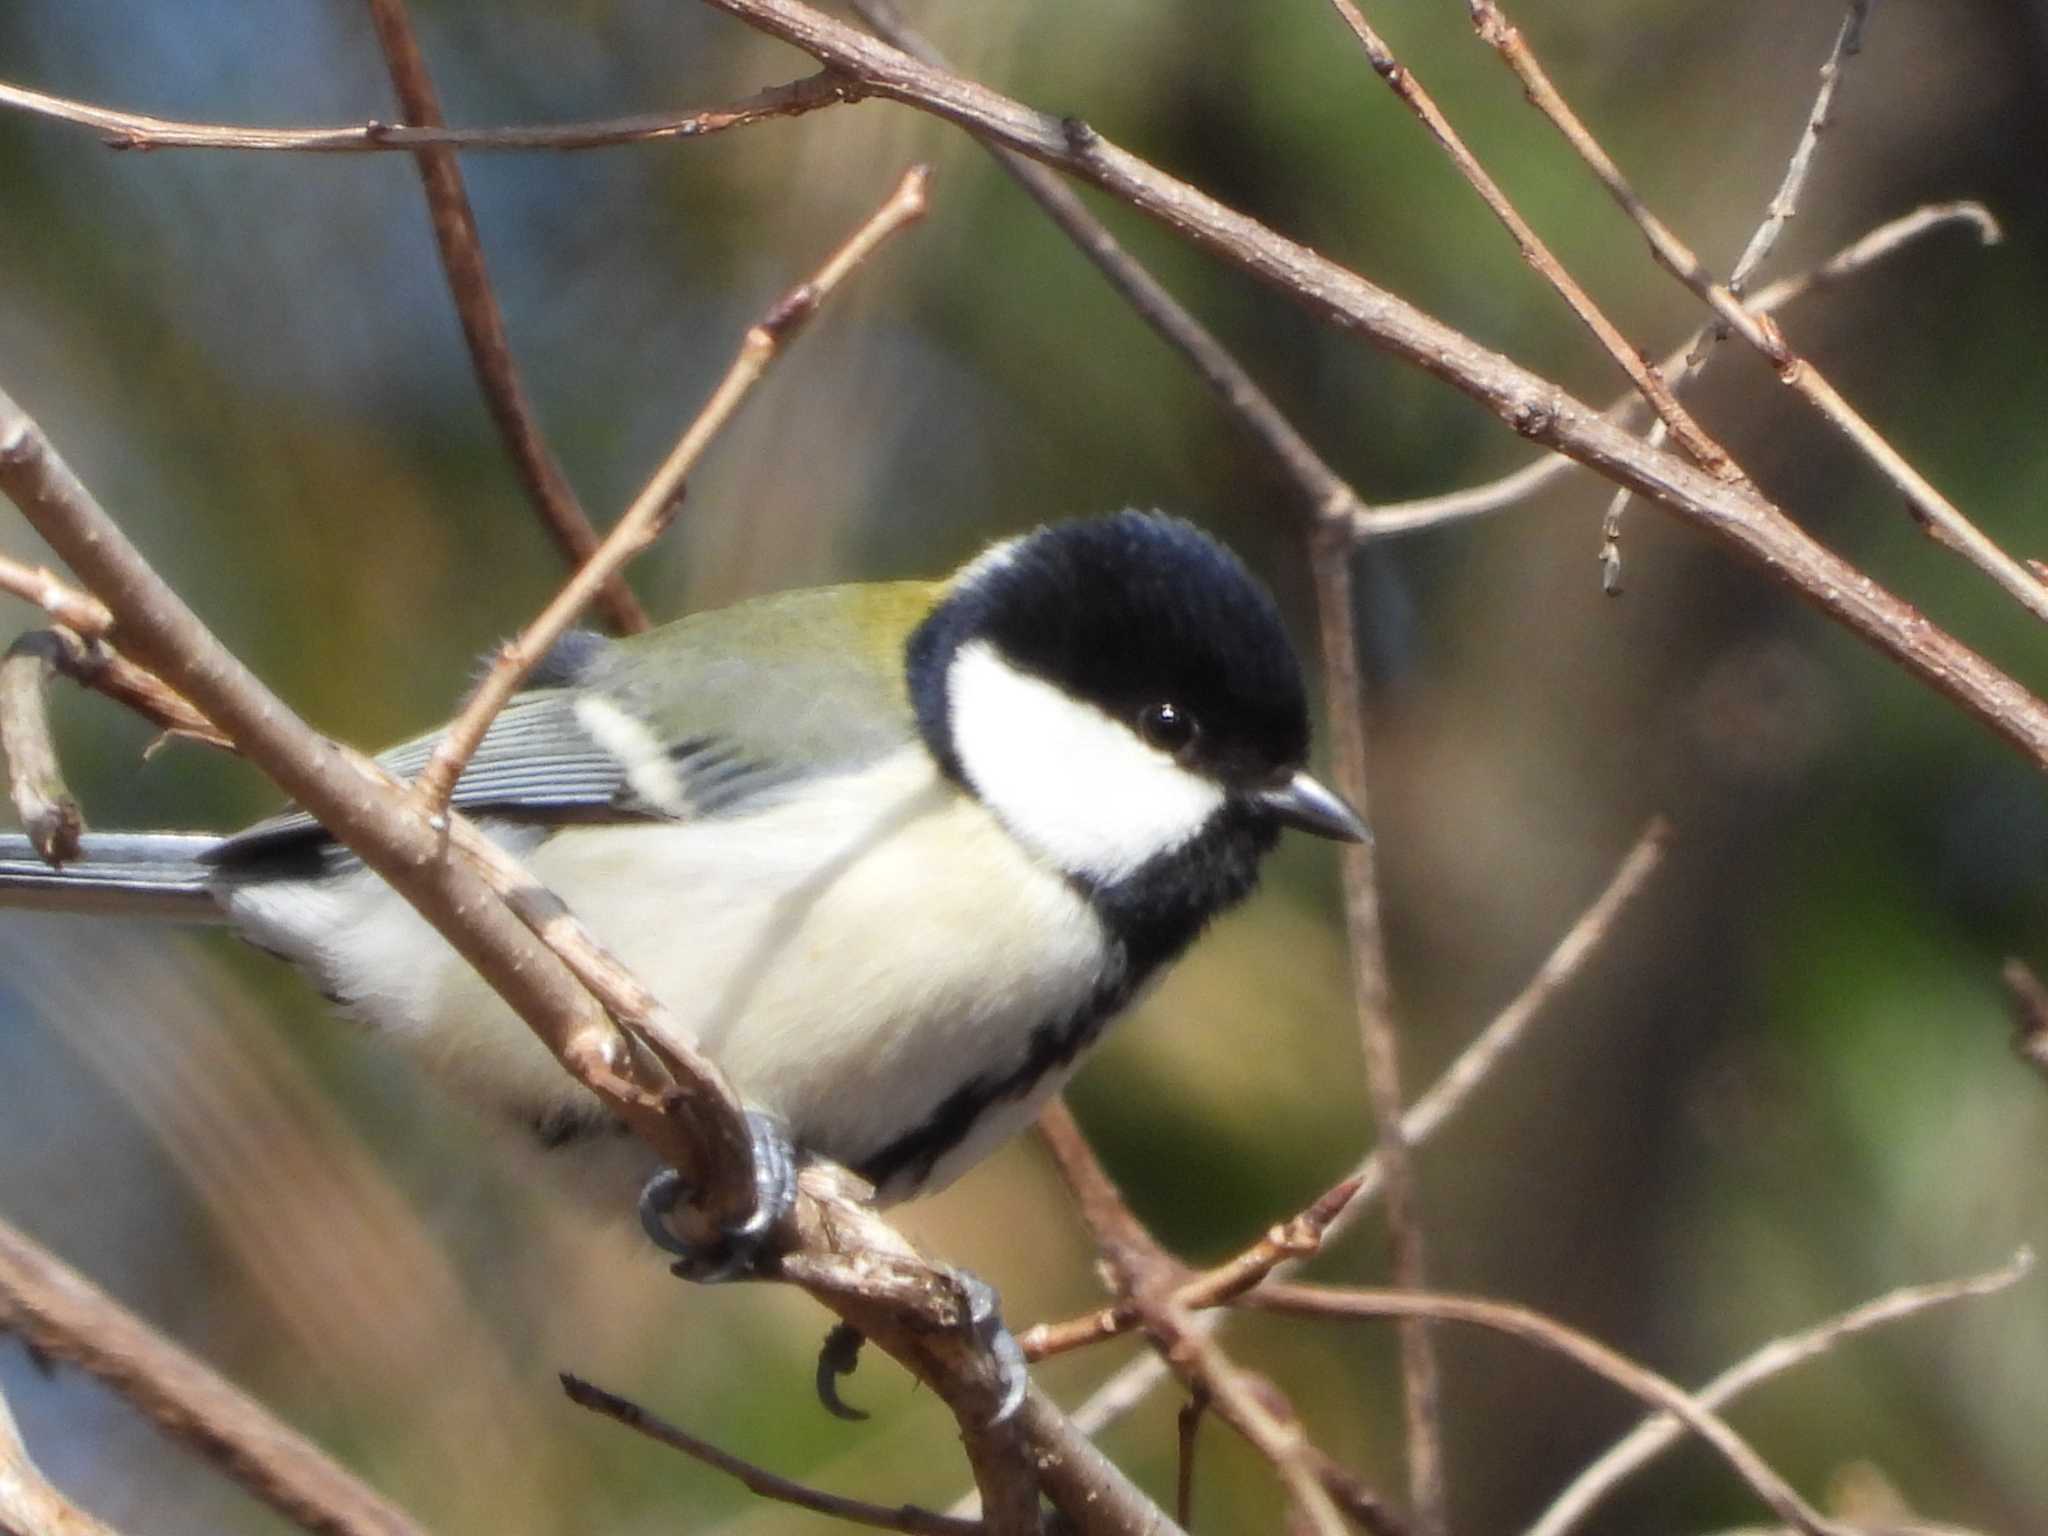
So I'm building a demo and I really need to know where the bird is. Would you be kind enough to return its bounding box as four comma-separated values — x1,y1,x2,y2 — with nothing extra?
0,510,1365,1413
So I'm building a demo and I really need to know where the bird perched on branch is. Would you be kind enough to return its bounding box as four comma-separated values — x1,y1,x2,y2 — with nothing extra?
0,509,1365,1416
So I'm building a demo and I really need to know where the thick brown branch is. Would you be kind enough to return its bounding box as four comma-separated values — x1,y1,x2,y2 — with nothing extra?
362,0,648,635
777,1163,1149,1536
0,72,857,154
0,1215,428,1536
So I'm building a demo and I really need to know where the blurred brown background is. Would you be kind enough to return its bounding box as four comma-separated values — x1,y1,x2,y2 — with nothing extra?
2,1,2046,1531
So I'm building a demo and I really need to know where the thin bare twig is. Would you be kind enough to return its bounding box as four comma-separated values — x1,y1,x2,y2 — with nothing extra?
0,1215,428,1536
1248,1282,1849,1536
1599,0,1873,592
560,1374,979,1536
1524,1248,2035,1536
0,554,112,637
1730,3,1874,295
1369,201,1998,536
1057,818,1668,1430
1321,0,1738,490
1309,519,1445,1534
411,162,931,811
1463,1,2048,624
361,0,649,635
1020,1172,1358,1362
0,72,858,154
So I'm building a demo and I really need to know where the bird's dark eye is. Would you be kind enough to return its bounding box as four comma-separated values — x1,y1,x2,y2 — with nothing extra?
1138,701,1197,754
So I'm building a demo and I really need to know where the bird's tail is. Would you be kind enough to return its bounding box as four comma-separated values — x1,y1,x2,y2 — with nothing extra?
0,832,228,922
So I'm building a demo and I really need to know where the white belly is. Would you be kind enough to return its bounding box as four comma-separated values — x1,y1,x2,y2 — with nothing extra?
220,747,1119,1200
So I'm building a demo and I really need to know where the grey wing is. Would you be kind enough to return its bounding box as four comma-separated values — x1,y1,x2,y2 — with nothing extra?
210,689,759,871
366,687,787,822
209,598,920,873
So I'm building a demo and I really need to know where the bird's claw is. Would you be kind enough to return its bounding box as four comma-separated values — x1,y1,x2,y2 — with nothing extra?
808,1270,1028,1426
636,1110,797,1282
944,1267,1030,1427
816,1322,870,1421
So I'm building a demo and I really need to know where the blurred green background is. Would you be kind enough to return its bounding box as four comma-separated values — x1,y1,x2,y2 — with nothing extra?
2,1,2046,1531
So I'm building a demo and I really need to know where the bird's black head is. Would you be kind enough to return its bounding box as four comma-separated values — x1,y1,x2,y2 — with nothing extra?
907,512,1364,972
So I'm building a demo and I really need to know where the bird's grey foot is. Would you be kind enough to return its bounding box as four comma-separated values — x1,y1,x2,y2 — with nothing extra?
944,1266,1029,1426
636,1110,797,1282
815,1321,870,1421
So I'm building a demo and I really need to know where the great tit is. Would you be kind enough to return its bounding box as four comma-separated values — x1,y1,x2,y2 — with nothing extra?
0,510,1363,1257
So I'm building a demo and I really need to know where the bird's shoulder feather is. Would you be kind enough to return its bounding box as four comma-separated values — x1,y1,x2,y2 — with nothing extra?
211,580,940,870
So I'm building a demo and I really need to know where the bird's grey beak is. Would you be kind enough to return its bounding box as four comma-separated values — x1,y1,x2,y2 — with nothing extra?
1256,771,1371,844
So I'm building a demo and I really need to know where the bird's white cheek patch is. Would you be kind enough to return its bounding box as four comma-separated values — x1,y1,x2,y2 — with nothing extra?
947,641,1226,884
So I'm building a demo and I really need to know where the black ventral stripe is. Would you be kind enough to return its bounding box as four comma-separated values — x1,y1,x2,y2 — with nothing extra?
857,804,1276,1196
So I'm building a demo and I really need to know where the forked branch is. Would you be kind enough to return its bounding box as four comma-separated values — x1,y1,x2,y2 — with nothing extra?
1463,0,2048,623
